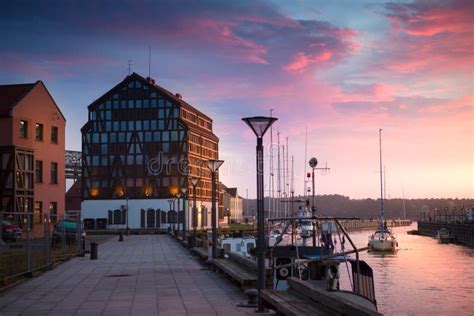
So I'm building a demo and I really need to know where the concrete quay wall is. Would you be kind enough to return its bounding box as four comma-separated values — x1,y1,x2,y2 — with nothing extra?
340,219,412,231
418,222,474,247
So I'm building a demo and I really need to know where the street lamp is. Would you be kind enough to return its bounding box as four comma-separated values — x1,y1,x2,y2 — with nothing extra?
309,157,318,215
242,116,277,313
190,177,200,247
167,198,175,232
176,192,182,234
205,159,224,262
181,186,188,240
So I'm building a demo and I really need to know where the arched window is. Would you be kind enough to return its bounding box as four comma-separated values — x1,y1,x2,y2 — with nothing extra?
168,210,177,223
113,209,122,224
140,209,145,228
147,209,155,228
161,210,167,224
155,209,161,227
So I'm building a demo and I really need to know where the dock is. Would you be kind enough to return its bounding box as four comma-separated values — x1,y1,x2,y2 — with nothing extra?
0,235,255,315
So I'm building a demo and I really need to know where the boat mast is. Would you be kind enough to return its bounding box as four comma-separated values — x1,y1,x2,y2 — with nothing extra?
304,126,308,199
269,109,274,218
277,129,281,218
379,129,385,227
286,137,289,218
282,144,286,218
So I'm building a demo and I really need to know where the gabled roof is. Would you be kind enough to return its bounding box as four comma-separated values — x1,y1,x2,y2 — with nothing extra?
225,187,238,197
87,72,213,121
84,73,217,140
0,81,66,121
66,177,82,210
0,82,36,116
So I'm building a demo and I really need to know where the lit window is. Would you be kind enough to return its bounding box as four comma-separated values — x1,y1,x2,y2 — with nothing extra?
20,120,28,138
35,123,43,141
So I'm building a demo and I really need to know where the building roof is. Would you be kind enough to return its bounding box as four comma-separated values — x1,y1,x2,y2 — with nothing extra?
66,178,82,211
0,81,66,121
83,73,217,141
225,187,238,197
0,83,36,116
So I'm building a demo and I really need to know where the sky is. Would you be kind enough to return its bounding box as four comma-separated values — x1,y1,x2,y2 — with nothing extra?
0,0,472,199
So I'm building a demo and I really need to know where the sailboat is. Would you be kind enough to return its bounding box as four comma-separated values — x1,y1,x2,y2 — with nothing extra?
368,129,398,251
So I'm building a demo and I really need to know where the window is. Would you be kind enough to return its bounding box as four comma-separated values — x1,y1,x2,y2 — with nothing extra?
35,123,43,141
35,160,43,183
34,201,42,224
50,162,58,184
51,126,58,143
20,120,28,138
50,202,57,223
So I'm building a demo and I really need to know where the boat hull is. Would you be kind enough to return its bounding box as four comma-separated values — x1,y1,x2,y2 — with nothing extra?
368,238,397,251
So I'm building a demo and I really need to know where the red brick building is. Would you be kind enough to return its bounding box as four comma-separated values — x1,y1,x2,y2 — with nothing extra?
0,81,66,236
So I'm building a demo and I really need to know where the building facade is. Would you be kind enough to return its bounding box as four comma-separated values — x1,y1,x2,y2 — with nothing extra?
80,73,219,230
0,81,66,236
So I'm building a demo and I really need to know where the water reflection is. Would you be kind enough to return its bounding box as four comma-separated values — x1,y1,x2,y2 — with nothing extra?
345,223,474,315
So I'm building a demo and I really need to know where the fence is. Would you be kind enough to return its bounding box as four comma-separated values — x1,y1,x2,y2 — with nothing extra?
0,213,84,287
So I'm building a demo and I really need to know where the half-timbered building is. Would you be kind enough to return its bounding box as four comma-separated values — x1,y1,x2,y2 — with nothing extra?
80,73,219,230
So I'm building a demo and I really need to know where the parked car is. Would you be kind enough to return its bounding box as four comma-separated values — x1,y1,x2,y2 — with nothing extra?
52,220,86,246
1,220,22,242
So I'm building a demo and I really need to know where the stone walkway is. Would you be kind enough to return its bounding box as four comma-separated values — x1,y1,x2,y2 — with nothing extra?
0,235,258,316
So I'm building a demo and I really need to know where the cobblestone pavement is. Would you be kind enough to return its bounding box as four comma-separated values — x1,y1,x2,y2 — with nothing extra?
0,234,258,316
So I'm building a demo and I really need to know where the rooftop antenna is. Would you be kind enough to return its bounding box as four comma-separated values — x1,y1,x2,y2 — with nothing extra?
128,59,132,75
148,46,151,78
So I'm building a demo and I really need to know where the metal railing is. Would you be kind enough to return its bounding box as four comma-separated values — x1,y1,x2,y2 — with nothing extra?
1,213,84,286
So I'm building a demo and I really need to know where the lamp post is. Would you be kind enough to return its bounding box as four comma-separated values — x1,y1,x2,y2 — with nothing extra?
190,177,199,246
242,116,277,313
167,199,175,232
181,187,188,240
176,192,182,235
309,157,318,215
205,160,224,261
126,196,129,235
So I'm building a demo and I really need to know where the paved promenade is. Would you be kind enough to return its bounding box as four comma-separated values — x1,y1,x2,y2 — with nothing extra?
0,235,257,316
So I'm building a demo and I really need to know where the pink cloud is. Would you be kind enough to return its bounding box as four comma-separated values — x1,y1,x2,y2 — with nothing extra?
385,0,473,36
284,50,333,72
375,0,474,75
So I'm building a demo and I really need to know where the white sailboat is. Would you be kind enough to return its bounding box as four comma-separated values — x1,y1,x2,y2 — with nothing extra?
368,129,398,251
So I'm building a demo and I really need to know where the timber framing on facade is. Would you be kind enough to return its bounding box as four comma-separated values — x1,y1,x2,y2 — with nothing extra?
81,73,219,204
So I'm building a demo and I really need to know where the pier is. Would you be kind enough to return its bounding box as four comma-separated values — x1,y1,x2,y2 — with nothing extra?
418,222,474,247
0,235,252,315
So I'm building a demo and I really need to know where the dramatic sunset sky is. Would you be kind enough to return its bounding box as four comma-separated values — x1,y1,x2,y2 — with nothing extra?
1,0,472,199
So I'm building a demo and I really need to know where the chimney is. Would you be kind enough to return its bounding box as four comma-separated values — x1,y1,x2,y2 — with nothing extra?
146,77,155,85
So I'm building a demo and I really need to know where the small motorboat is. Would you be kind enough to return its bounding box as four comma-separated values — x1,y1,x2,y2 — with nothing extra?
437,228,454,244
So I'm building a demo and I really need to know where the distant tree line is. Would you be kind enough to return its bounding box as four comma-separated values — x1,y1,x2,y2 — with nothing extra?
242,194,473,220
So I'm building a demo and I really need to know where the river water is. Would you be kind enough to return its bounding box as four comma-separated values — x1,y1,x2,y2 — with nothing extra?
341,223,474,315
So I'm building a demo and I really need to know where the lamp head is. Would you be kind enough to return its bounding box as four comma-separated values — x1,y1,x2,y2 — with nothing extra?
242,116,278,138
206,160,224,172
190,177,199,186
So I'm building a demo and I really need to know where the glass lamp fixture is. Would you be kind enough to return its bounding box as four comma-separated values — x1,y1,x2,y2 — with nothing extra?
242,116,278,138
205,160,224,172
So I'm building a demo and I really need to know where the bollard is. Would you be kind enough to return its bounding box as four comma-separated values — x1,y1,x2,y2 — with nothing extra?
80,237,85,257
90,242,98,260
126,227,130,236
119,231,124,242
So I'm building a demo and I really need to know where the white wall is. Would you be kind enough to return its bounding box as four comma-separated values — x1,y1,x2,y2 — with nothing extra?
81,199,213,230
